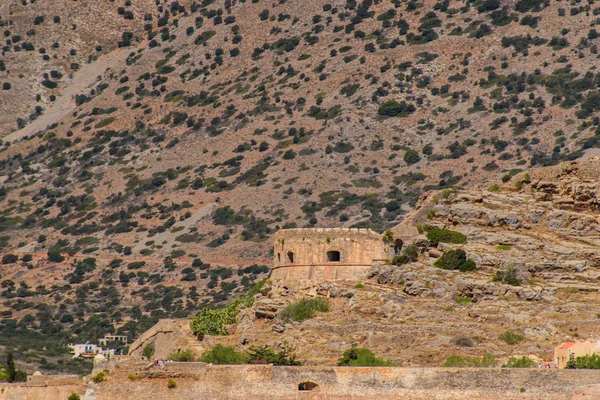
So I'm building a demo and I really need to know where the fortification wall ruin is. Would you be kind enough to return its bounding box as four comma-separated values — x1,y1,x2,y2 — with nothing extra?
271,228,388,283
0,375,84,400
90,360,600,400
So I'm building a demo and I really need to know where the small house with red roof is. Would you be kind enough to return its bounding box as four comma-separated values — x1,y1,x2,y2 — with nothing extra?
554,341,595,368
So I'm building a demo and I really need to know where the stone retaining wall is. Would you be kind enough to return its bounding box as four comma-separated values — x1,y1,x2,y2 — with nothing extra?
92,360,600,400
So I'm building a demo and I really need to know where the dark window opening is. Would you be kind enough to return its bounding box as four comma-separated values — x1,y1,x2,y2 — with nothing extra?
298,381,319,391
327,251,340,262
394,239,403,255
287,251,294,263
277,253,281,262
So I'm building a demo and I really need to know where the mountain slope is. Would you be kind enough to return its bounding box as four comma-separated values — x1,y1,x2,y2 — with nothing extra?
1,0,600,374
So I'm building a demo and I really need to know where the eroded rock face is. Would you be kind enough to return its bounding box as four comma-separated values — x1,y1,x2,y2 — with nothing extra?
371,161,600,306
254,297,287,319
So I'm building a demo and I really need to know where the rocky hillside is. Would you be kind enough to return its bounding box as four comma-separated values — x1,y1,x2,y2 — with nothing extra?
2,0,600,263
2,0,600,375
195,160,600,366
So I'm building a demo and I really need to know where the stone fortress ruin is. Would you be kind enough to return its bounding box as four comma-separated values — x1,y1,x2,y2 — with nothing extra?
271,228,395,285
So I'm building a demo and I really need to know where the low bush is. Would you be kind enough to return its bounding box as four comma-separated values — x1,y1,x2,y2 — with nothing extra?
377,100,416,117
443,354,497,367
200,344,247,364
246,345,302,366
426,227,466,244
337,345,396,366
168,349,195,362
499,330,525,345
47,249,64,263
1,254,17,264
92,371,105,383
493,266,521,286
142,343,155,359
434,249,476,272
503,356,534,368
167,379,176,389
279,297,329,322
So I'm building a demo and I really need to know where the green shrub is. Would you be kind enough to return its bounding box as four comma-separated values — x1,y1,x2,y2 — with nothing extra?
499,330,525,345
190,279,267,336
246,345,302,366
404,149,421,164
337,346,396,366
1,254,17,264
94,117,116,129
493,266,521,286
142,343,155,359
426,227,466,244
68,394,81,400
377,100,416,117
200,344,248,364
443,354,467,367
568,353,600,369
391,244,420,265
93,372,105,383
443,354,498,367
454,296,473,304
168,349,195,362
503,356,534,368
279,297,329,322
47,249,64,263
434,249,476,272
167,379,176,389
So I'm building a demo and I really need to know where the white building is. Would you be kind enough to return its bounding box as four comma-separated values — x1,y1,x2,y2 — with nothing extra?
98,335,128,346
69,342,115,358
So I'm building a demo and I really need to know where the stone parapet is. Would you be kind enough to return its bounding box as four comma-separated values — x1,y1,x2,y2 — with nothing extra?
91,363,600,400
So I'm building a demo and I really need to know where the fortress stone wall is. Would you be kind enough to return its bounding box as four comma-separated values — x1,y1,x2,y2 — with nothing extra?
89,360,600,400
271,228,388,284
0,375,84,400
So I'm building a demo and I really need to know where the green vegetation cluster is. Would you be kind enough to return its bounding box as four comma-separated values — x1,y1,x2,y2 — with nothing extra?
190,279,267,336
443,354,498,367
200,344,301,365
279,298,330,322
434,249,476,272
337,345,396,366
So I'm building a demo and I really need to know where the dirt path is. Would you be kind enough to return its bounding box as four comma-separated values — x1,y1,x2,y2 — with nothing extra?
4,48,129,143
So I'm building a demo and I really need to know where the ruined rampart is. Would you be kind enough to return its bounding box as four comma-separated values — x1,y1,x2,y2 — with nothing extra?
0,375,84,400
271,228,388,284
90,360,600,399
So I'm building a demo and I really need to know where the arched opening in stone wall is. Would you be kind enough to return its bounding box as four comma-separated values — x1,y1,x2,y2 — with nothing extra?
277,253,281,263
394,239,404,255
287,251,295,263
298,381,319,391
327,251,341,262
